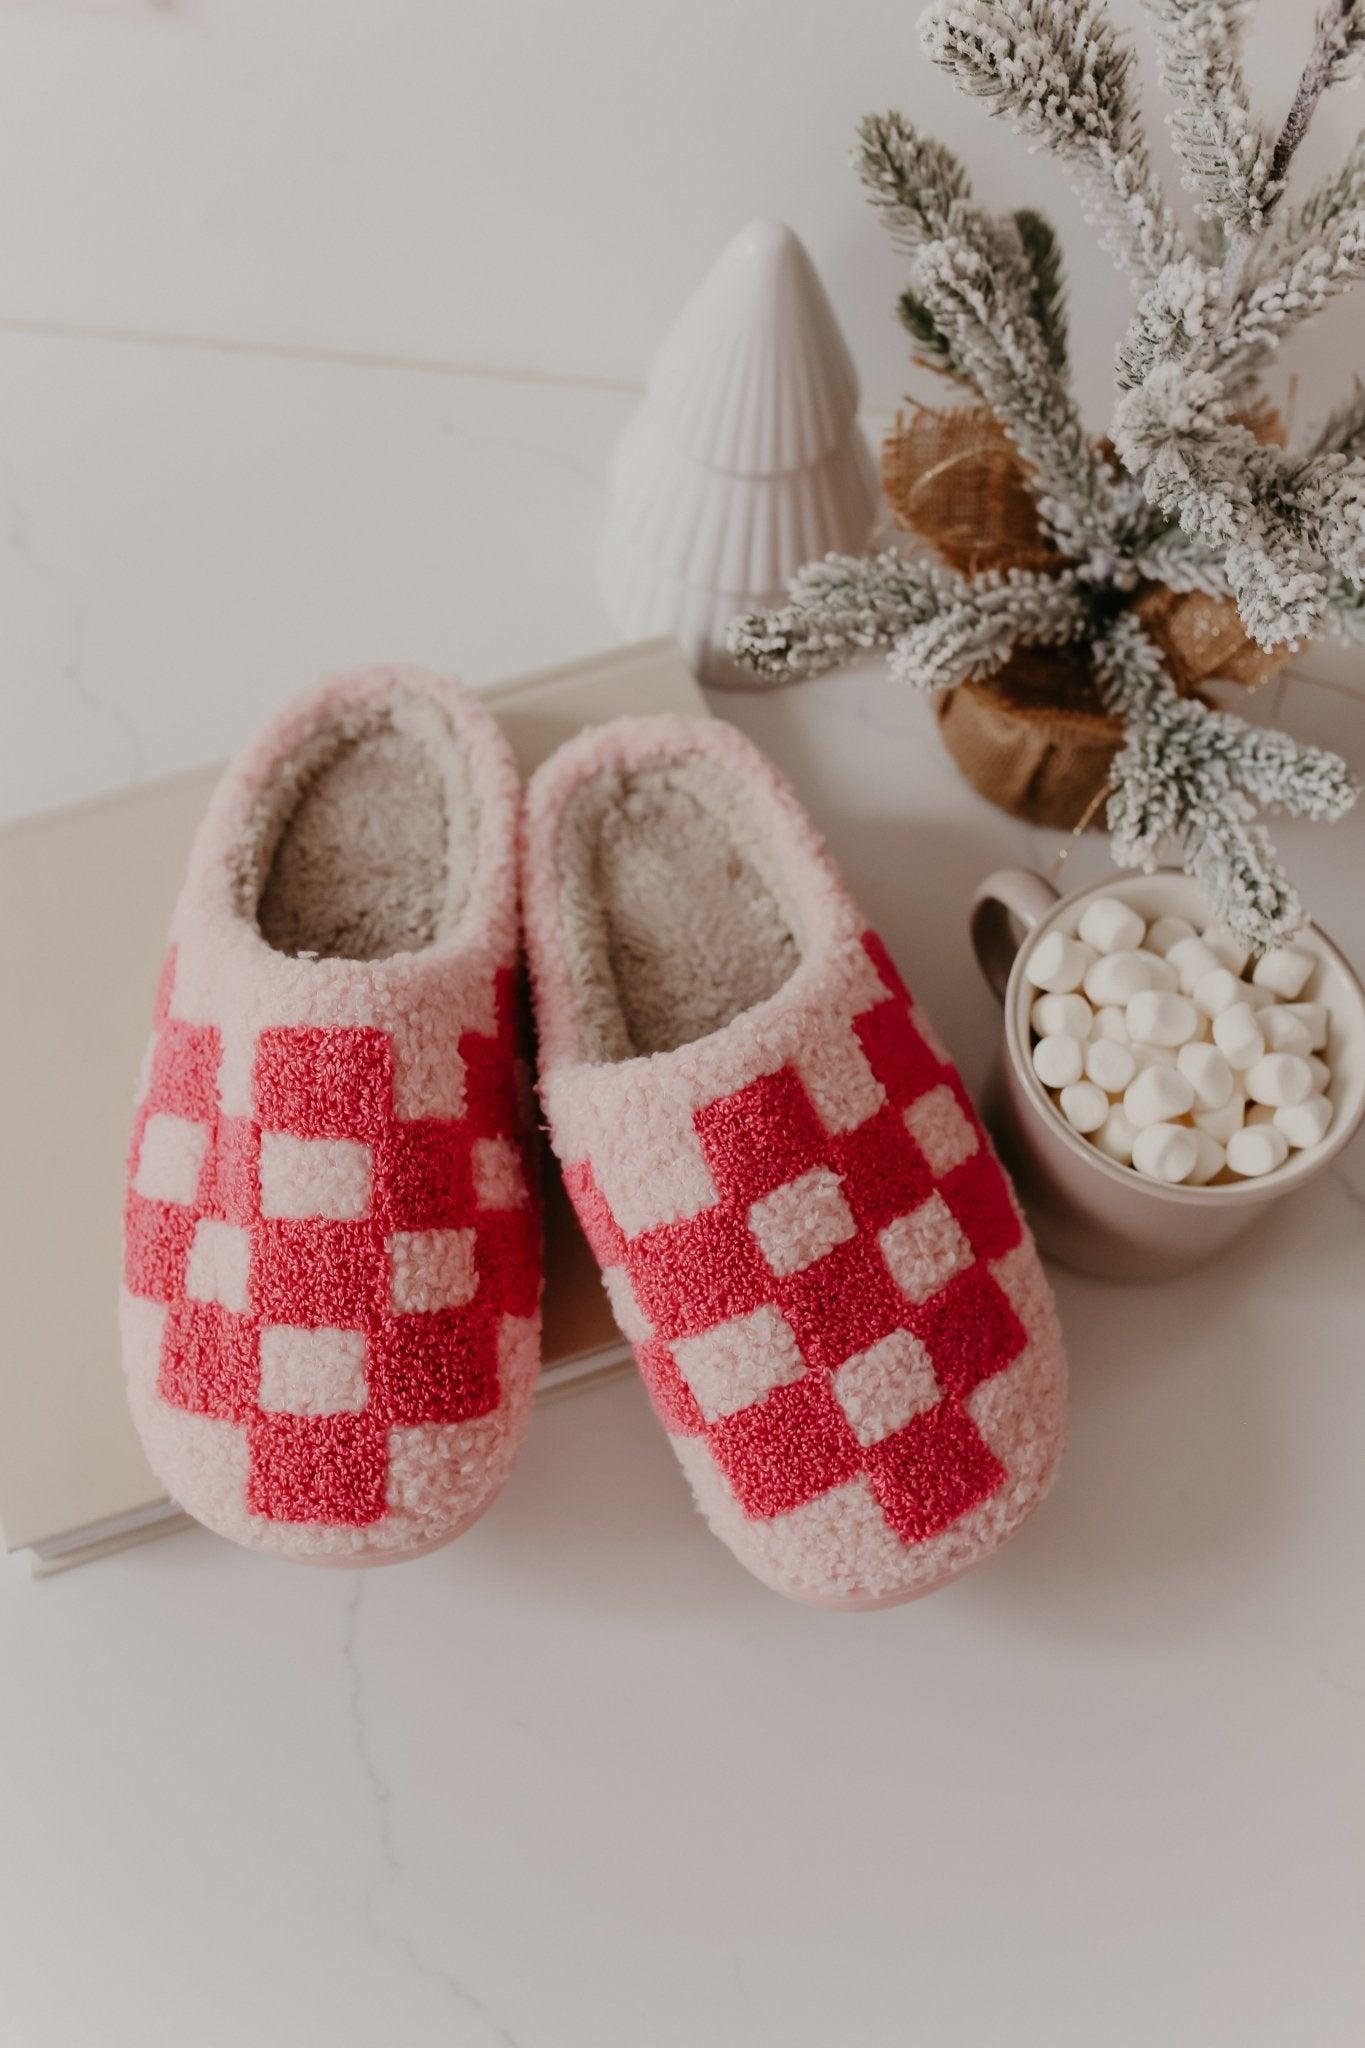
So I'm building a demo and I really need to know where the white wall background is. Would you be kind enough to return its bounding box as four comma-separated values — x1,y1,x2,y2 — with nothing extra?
0,0,1358,424
0,0,1360,819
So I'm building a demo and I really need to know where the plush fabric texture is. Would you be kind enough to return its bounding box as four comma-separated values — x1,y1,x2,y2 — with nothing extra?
121,666,540,1562
523,715,1066,1607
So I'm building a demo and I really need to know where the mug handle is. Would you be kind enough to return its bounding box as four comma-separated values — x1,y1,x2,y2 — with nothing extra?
971,869,1061,1005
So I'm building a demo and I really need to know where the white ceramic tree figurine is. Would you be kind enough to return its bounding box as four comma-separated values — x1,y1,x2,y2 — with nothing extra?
730,2,1365,947
598,218,879,685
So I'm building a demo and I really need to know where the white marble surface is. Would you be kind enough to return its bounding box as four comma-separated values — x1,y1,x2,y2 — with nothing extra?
2,8,1364,2034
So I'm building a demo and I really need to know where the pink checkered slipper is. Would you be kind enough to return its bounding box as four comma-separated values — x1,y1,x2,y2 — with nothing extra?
523,716,1066,1607
121,667,541,1562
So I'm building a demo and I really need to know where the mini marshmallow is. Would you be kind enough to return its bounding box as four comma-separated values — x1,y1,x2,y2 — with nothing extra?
1126,989,1200,1048
1200,922,1251,977
1146,915,1197,957
1085,1038,1137,1094
1132,1122,1198,1183
1191,967,1242,1019
1025,931,1096,994
1194,1095,1244,1141
1077,896,1145,955
1124,1064,1195,1128
1060,1081,1109,1133
1029,901,1336,1189
1084,950,1162,1006
1188,1130,1227,1186
1177,1040,1234,1110
1094,1106,1137,1163
1212,1002,1265,1070
1166,936,1223,995
1251,946,1313,1000
1257,1006,1313,1057
1091,1005,1130,1042
1275,1093,1333,1149
1278,1001,1328,1052
1033,1033,1085,1089
1226,1124,1289,1178
1244,1052,1313,1108
1031,992,1093,1040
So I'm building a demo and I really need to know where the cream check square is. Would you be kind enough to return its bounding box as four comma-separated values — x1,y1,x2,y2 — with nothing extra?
748,1166,856,1277
673,1306,806,1421
134,1112,208,1206
258,1133,372,1221
258,1326,368,1415
388,1228,477,1313
879,1193,973,1305
792,1024,886,1134
602,1265,652,1343
832,1331,940,1447
903,1084,979,1177
471,1136,528,1210
185,1218,251,1313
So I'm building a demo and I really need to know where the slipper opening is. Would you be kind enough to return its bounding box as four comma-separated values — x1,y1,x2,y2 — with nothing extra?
247,690,478,961
556,753,805,1060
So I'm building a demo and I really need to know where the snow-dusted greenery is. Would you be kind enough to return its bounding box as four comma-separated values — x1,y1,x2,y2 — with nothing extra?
1093,614,1357,944
728,0,1364,946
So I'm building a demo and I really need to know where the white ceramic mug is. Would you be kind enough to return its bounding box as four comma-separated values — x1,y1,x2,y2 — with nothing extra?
970,867,1365,1280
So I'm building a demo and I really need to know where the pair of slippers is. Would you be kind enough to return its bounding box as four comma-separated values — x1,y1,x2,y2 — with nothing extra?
121,667,1066,1607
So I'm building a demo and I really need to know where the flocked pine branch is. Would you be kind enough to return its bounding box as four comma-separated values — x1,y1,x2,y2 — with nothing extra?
856,110,1012,380
910,238,1139,563
1326,576,1365,637
857,110,995,258
727,2,1363,944
1113,212,1365,644
1217,206,1365,372
1117,209,1365,395
1321,0,1365,83
1262,129,1365,263
855,114,1043,327
1116,253,1223,389
727,556,1093,693
855,113,1073,383
1113,366,1329,646
855,109,1138,556
1130,523,1233,596
1013,208,1070,374
1269,1,1365,191
1300,378,1365,464
1284,453,1365,587
896,287,960,374
922,0,1185,285
1092,614,1358,945
1142,0,1276,241
913,0,1365,653
726,553,955,683
888,568,1091,691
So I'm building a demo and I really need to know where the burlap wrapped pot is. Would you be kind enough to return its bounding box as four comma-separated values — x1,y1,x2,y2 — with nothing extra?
882,406,1290,831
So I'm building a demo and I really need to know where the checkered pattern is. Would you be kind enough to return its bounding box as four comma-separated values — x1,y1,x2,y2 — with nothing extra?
124,947,538,1527
564,932,1027,1547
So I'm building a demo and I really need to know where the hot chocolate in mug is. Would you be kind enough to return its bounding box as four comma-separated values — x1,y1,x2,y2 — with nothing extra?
970,867,1365,1280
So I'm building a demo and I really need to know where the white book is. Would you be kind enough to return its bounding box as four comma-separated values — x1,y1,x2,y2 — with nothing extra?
0,640,707,1572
